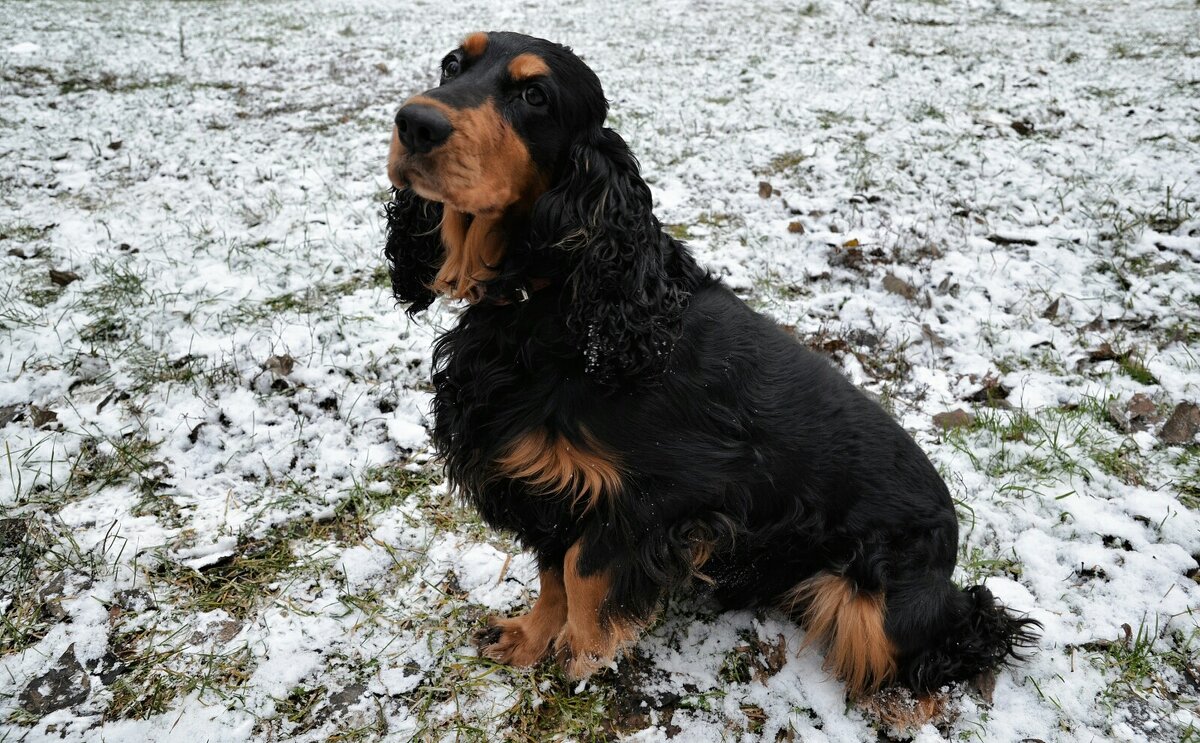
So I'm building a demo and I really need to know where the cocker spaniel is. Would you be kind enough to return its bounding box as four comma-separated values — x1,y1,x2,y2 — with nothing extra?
383,30,1037,709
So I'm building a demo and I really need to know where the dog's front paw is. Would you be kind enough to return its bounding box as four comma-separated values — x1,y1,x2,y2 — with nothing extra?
476,615,558,667
553,625,611,680
553,619,641,680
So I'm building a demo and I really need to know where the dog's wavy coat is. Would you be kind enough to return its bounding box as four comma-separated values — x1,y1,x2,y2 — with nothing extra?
385,31,1037,701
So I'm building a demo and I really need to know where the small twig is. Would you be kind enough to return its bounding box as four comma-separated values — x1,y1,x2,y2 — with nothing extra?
178,20,186,61
495,553,512,585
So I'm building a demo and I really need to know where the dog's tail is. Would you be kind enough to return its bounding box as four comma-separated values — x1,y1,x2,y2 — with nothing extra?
893,582,1041,693
785,573,1039,697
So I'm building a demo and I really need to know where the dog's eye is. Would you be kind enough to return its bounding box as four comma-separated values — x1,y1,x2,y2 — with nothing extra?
522,85,547,107
442,57,461,79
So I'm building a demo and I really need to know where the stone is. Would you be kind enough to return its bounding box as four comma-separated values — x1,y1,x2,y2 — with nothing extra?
19,645,90,716
328,683,368,715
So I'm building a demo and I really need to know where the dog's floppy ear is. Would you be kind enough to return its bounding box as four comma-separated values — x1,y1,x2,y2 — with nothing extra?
383,188,444,315
531,127,695,384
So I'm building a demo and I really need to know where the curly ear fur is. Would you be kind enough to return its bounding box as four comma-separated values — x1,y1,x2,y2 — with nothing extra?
898,584,1041,692
530,128,703,384
383,188,444,315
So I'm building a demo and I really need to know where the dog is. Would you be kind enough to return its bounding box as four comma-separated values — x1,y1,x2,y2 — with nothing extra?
383,31,1037,705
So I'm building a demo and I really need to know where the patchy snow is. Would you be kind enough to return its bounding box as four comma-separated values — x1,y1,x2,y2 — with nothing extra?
1,0,1198,740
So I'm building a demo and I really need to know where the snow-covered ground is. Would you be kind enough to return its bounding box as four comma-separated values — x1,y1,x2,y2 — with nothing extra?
2,0,1198,740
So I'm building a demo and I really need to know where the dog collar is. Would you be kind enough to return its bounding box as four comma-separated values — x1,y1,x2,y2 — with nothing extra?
486,277,553,306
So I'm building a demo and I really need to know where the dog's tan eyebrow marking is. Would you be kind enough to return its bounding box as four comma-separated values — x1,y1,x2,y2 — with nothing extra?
508,53,550,81
462,32,488,58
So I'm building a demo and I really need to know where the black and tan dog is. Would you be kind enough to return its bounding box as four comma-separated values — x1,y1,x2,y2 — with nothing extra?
384,31,1037,706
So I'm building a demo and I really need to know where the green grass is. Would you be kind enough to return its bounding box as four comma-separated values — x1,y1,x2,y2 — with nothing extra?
105,627,253,719
155,535,302,619
943,404,1128,500
3,1,1199,739
1173,448,1200,510
1083,617,1198,714
222,265,389,328
57,72,185,95
767,149,808,172
960,546,1025,584
0,222,51,243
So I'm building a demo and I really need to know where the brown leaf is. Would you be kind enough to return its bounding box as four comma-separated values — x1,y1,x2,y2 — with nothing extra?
842,238,860,248
921,323,948,348
1126,393,1158,420
0,404,24,427
49,269,80,287
29,405,58,429
1088,343,1120,362
933,409,975,430
787,221,805,234
883,274,917,300
970,669,997,705
1160,402,1200,445
752,634,788,682
263,354,295,377
1042,297,1060,319
1108,392,1163,433
1010,119,1035,136
830,246,864,270
758,181,773,199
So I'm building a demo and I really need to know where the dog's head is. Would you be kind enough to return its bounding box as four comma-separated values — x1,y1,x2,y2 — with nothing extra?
385,32,698,382
385,32,612,306
387,32,604,217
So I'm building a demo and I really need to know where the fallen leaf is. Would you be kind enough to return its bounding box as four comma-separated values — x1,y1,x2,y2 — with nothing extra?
986,234,1037,246
970,669,996,705
921,323,948,348
1010,119,1035,136
0,404,24,427
49,269,80,287
1160,402,1200,444
1088,343,1120,362
933,409,975,430
263,354,295,377
29,405,58,429
883,274,917,300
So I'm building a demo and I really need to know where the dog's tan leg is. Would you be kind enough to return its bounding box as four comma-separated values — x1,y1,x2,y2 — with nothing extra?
554,542,641,679
479,568,568,667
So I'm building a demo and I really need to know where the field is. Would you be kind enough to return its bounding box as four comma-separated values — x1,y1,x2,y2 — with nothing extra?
1,0,1199,740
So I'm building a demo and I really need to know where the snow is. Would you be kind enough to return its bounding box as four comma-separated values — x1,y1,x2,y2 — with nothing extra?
1,0,1198,741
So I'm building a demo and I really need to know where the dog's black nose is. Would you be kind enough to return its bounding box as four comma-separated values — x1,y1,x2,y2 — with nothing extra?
395,104,453,154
